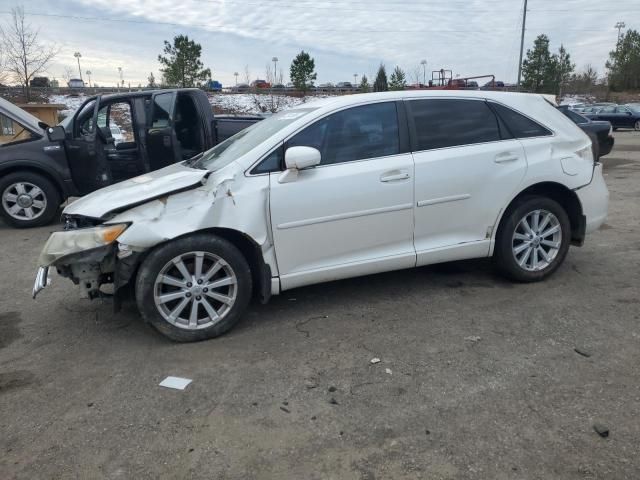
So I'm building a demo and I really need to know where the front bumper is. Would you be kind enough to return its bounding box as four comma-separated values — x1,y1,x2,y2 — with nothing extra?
32,266,50,299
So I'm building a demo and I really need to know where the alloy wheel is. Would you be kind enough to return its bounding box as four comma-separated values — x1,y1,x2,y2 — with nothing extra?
511,209,562,271
1,182,47,221
153,251,238,330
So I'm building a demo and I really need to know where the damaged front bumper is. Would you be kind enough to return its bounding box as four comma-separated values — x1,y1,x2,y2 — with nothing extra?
32,223,132,300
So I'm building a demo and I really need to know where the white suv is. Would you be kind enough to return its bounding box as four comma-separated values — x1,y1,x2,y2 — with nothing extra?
33,91,609,342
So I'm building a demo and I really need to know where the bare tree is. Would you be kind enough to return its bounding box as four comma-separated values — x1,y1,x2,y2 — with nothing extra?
61,66,74,83
0,6,59,100
409,65,423,85
256,64,286,113
0,50,8,85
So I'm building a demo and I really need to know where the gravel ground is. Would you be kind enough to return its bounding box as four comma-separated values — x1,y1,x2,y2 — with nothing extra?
1,131,639,479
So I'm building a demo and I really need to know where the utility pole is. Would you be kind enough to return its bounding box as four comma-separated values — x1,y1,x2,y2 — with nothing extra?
354,73,358,86
516,0,528,91
86,70,92,88
74,52,83,82
234,71,239,89
420,59,427,86
615,21,626,44
272,57,278,84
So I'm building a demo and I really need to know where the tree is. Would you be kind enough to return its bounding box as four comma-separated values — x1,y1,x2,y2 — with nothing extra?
147,72,157,88
0,6,59,100
606,29,640,91
567,64,599,94
158,35,211,87
373,63,388,92
359,74,370,93
388,66,407,91
289,50,316,96
521,34,574,95
521,34,554,93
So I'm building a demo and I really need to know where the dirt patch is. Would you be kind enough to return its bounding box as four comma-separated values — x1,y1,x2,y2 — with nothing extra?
0,311,22,349
603,157,635,169
0,370,36,393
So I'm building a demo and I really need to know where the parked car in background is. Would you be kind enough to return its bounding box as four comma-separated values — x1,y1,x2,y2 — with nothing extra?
30,77,51,88
587,104,640,131
271,84,286,90
32,91,608,342
251,80,271,89
205,80,223,92
234,83,250,92
557,105,614,157
336,82,353,90
0,89,262,227
67,79,85,88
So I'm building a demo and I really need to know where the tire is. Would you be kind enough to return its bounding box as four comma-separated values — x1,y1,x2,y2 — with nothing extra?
494,196,571,282
135,233,252,342
634,120,640,131
0,171,61,228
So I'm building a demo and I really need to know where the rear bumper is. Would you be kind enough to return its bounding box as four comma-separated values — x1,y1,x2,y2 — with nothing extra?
600,136,614,157
576,163,609,234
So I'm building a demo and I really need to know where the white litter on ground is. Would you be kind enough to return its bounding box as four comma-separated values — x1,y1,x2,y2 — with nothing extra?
370,357,381,364
385,368,392,375
464,336,482,342
159,376,192,390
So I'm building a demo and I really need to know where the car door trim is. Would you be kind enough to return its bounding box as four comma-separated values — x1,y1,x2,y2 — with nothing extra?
276,202,413,230
416,193,471,208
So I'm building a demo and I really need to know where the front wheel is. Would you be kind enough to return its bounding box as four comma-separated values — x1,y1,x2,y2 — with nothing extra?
0,172,61,228
494,196,571,282
135,234,252,342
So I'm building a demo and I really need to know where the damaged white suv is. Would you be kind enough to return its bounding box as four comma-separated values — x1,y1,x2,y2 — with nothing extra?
33,91,609,342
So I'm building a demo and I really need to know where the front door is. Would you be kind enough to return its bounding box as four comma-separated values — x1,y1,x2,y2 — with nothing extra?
269,101,416,290
146,91,179,171
102,100,142,182
65,97,112,195
407,98,528,265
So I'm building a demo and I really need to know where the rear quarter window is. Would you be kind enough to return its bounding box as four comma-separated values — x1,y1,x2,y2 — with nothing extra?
490,103,552,138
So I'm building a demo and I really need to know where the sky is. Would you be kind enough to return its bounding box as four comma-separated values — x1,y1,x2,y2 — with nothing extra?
1,0,638,88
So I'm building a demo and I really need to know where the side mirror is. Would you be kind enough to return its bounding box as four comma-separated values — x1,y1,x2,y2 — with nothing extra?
285,146,321,170
279,146,321,183
47,125,65,142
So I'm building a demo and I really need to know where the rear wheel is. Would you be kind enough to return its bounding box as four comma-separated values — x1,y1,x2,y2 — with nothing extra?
135,234,252,342
494,196,571,282
0,172,61,228
634,120,640,131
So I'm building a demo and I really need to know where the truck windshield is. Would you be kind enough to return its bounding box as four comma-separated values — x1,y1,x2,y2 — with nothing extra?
188,107,318,171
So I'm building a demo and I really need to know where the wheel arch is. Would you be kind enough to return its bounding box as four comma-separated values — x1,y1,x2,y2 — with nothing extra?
493,182,585,251
0,163,69,201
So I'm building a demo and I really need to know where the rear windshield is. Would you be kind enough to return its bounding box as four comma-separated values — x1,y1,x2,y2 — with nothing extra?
188,108,318,171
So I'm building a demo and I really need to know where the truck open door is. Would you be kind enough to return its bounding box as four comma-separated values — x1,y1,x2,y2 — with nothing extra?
146,91,180,171
64,97,112,195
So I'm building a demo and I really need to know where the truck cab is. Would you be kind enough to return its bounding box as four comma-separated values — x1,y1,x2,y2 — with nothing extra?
0,89,262,228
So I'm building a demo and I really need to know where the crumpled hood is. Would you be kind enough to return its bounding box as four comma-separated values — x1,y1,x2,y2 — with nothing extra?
63,163,209,219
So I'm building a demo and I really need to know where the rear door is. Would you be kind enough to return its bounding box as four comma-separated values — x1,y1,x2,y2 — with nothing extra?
407,98,528,265
146,91,179,171
64,97,112,195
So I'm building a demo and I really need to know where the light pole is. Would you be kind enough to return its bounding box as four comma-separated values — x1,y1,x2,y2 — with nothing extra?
86,70,92,88
516,0,528,91
420,59,427,86
354,73,358,86
117,67,124,90
234,72,239,90
271,57,278,84
74,52,83,83
615,21,626,44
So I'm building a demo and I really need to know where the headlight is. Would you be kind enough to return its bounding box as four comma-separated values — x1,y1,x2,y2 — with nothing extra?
37,223,128,266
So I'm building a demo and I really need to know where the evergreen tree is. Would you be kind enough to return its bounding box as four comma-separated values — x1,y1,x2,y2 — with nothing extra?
359,74,370,92
373,63,388,92
522,34,554,92
388,66,407,91
147,72,157,88
158,35,211,87
606,29,640,91
553,44,575,96
289,50,317,96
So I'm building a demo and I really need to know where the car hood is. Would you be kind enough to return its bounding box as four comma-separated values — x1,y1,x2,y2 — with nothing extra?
63,163,209,219
0,97,45,133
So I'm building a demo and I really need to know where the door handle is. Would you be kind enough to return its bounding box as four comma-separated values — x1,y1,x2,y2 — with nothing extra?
380,171,410,182
494,152,519,164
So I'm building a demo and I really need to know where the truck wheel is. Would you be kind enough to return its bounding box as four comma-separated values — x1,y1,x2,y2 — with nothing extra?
135,233,253,342
0,172,61,228
494,196,571,282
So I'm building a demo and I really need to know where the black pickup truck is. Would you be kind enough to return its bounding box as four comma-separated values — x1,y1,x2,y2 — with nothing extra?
0,89,262,228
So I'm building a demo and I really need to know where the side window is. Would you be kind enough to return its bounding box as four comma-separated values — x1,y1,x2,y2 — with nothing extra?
409,99,501,151
151,93,174,128
0,113,37,144
286,102,400,165
251,145,283,174
490,103,552,138
561,108,587,124
108,102,135,144
616,107,629,114
76,100,96,136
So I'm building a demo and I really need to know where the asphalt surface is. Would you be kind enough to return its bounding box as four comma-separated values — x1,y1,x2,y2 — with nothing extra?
1,131,640,479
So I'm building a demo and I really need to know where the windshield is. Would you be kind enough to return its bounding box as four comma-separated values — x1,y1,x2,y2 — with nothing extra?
189,107,318,171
